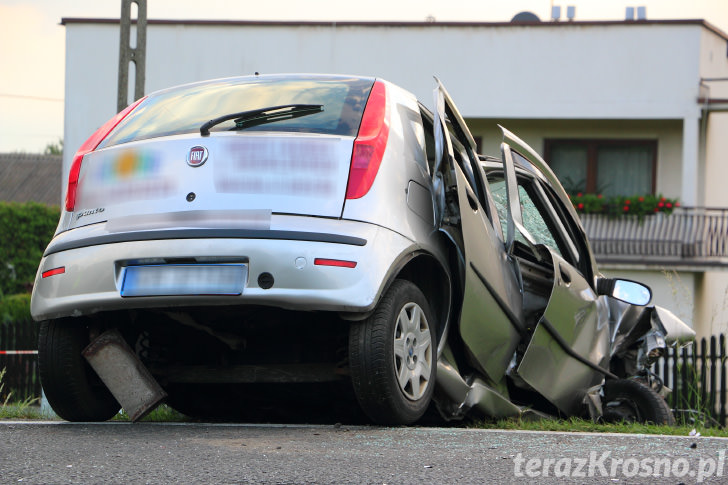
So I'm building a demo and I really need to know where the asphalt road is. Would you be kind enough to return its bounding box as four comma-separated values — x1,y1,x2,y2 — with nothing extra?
1,421,728,484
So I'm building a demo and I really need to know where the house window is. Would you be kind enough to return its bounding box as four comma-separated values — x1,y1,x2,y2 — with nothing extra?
544,140,657,197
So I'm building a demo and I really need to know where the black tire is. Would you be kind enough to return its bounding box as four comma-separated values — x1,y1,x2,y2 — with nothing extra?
38,319,120,422
349,279,436,425
602,379,675,425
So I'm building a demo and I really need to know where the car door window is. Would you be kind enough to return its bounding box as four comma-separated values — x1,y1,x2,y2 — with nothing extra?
488,175,563,258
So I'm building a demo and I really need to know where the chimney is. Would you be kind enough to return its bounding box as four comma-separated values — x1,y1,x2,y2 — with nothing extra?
566,6,576,21
551,5,561,21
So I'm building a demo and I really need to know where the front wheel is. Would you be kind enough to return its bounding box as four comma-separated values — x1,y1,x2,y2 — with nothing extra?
349,279,436,425
38,319,120,422
602,379,675,425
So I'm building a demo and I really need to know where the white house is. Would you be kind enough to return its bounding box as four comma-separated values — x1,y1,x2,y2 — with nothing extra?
61,17,728,337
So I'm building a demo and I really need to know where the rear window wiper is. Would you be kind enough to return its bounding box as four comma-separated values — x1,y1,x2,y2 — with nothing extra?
200,104,323,137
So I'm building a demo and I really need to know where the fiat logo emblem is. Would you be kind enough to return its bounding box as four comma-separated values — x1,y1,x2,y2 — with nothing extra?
187,146,208,167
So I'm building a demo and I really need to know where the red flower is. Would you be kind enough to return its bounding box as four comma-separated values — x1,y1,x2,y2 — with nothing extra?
638,196,644,202
675,202,680,207
658,202,664,208
654,207,659,212
625,200,631,205
597,194,603,199
577,203,584,209
666,202,672,208
623,206,629,212
577,192,583,197
660,197,666,202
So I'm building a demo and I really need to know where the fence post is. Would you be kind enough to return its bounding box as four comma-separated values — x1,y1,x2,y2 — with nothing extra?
672,345,680,409
720,334,726,425
710,336,717,419
681,346,689,411
700,338,708,411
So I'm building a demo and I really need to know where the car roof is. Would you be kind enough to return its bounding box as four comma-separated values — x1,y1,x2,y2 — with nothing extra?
146,73,378,99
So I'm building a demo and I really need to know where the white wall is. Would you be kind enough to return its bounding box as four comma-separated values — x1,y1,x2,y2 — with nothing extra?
63,20,714,180
695,272,728,336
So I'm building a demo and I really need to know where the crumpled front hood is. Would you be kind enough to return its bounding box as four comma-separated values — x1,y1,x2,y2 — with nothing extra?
609,299,695,359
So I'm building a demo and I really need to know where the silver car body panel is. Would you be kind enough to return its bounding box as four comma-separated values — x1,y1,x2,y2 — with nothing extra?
516,249,610,416
342,81,441,248
32,215,418,320
653,306,696,346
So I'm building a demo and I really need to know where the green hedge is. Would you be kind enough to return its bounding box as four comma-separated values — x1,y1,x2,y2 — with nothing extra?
0,202,60,297
0,293,32,324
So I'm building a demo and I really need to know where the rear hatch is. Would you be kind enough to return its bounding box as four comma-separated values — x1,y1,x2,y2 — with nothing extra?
66,75,375,232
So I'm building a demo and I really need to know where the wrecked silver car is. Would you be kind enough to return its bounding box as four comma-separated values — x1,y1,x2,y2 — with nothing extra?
31,74,694,424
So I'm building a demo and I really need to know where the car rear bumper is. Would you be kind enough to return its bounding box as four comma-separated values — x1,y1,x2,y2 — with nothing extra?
31,217,415,321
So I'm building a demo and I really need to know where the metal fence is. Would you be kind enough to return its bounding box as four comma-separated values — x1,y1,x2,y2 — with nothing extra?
0,319,40,402
582,207,728,264
653,334,728,426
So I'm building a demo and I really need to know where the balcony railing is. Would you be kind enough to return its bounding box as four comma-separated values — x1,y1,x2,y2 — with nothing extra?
580,207,728,268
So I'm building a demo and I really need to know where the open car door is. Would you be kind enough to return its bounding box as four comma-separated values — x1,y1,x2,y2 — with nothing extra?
497,126,611,416
432,81,524,383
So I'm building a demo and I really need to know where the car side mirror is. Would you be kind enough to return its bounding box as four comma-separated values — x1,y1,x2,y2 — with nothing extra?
597,278,652,306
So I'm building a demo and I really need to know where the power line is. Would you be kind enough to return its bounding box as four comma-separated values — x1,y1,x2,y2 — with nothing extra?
0,94,64,102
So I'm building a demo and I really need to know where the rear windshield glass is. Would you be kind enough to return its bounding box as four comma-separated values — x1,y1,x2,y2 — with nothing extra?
99,76,374,148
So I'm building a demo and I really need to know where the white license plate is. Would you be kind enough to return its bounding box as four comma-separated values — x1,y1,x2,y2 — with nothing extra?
121,264,247,297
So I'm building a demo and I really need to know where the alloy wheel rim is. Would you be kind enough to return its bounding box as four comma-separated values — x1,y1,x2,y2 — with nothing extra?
393,302,432,400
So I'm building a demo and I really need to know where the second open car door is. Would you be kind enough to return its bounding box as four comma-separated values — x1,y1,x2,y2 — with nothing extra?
496,127,611,415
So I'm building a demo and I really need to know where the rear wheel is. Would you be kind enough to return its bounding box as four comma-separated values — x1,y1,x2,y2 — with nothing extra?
349,280,436,425
38,319,120,421
602,379,675,425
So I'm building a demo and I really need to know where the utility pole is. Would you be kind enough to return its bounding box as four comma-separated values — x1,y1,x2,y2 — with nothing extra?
117,0,147,112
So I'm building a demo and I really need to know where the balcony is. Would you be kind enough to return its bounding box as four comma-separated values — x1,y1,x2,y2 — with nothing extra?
580,207,728,269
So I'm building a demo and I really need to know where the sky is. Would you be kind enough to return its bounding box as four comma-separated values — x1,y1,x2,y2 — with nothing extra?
1,0,727,154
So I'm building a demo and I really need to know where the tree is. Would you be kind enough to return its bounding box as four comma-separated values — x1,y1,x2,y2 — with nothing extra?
43,138,63,156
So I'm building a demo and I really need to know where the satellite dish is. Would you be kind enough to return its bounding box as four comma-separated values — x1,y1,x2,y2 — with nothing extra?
511,11,541,23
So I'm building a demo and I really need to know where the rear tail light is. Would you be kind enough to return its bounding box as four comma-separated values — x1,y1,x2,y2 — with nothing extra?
42,266,65,278
345,80,390,200
314,258,357,268
65,97,146,211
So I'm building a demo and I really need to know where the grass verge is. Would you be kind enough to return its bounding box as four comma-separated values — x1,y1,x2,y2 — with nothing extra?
0,403,187,422
475,416,728,438
0,367,43,419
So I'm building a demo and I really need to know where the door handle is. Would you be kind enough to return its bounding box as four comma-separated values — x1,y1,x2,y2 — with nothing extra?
466,191,478,211
559,264,571,285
